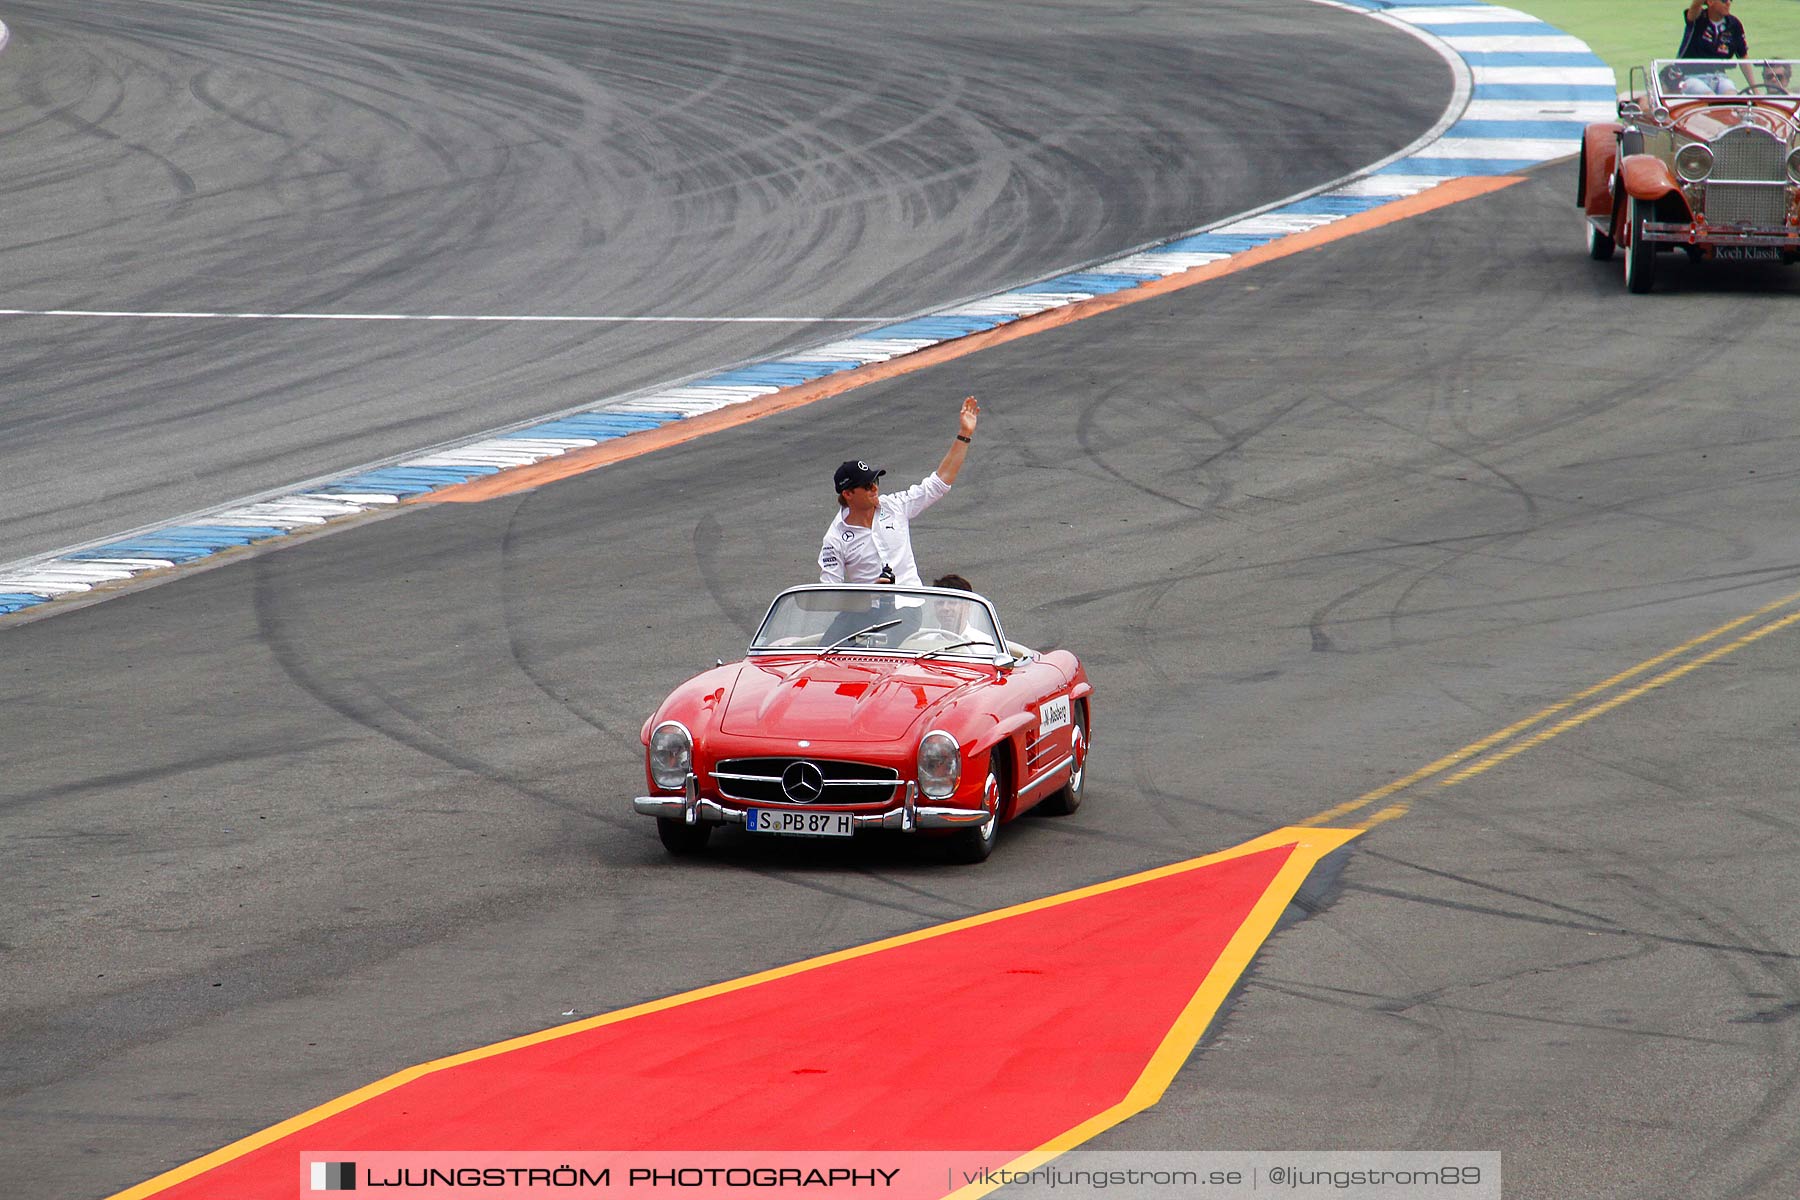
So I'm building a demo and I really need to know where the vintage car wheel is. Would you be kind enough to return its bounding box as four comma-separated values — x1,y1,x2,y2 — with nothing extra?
1586,218,1615,261
656,816,712,855
1623,195,1656,294
1040,707,1088,816
948,758,1004,864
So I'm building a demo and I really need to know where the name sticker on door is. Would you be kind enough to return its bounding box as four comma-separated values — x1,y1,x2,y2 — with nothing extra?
1038,696,1071,736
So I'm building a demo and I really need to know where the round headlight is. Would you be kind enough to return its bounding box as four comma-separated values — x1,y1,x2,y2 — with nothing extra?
916,730,962,800
1788,146,1800,185
1652,106,1672,126
1675,142,1714,183
648,721,693,789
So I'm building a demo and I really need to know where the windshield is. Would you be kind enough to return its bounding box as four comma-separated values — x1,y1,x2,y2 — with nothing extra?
751,586,1005,659
1654,58,1798,99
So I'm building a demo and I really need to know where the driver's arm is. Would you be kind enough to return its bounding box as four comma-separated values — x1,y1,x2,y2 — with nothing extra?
933,396,980,484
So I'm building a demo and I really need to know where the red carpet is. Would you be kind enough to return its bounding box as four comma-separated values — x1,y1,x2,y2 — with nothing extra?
118,828,1355,1200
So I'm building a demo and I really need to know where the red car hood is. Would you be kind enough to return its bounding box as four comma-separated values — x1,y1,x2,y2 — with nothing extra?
719,657,981,743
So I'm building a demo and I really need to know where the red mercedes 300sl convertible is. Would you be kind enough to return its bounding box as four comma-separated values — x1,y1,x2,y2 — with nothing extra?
633,584,1092,863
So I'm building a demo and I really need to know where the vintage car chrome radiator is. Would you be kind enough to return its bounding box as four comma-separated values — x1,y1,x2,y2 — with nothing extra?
1705,126,1790,227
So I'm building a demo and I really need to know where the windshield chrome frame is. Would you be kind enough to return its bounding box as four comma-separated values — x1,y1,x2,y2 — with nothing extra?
748,583,1012,662
1647,59,1800,105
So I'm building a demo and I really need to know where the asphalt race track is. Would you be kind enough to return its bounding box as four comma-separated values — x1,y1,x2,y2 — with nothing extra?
0,0,1439,566
4,4,1800,1200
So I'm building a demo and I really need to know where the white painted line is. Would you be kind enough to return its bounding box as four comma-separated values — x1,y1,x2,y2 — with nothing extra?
1465,98,1618,120
406,451,561,468
198,514,326,528
607,397,729,415
1393,7,1538,25
940,296,1080,316
1472,65,1616,85
0,577,92,594
70,557,179,570
837,338,941,354
0,309,888,324
302,492,401,506
1214,214,1344,235
1411,136,1575,159
1333,175,1445,196
654,385,782,401
221,499,370,518
793,344,892,361
1441,34,1593,54
2,565,136,582
1108,252,1233,273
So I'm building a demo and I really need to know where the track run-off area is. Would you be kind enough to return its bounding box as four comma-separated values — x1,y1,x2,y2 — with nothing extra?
4,4,1800,1200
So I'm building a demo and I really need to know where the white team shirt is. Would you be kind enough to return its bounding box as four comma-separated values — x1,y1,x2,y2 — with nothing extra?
818,472,951,587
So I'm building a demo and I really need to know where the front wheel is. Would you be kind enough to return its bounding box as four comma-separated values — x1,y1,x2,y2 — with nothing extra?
1624,195,1656,293
947,760,1003,864
1586,216,1615,261
656,817,712,855
1040,708,1088,816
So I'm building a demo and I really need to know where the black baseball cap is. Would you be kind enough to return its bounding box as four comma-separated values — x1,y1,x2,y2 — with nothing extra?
834,459,885,493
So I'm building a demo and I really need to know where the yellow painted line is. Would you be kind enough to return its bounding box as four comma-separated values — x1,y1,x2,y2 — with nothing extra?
417,176,1523,504
105,825,1352,1200
1441,603,1800,785
1299,582,1800,826
942,825,1360,1200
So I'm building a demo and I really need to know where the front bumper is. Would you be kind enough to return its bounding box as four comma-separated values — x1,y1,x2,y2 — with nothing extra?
1642,221,1800,247
632,775,986,832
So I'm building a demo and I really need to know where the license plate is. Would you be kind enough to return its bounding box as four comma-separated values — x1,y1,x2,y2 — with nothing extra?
1714,246,1781,261
745,808,855,837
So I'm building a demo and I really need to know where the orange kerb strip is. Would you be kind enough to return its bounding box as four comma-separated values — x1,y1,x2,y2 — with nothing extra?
419,176,1522,504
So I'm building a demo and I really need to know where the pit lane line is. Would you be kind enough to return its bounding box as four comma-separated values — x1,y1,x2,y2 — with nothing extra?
0,0,1610,622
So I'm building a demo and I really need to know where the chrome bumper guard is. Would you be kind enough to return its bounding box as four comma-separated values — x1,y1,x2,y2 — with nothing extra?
1642,221,1800,247
631,777,986,831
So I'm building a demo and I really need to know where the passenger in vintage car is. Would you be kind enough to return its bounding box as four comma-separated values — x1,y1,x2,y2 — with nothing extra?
1677,0,1753,94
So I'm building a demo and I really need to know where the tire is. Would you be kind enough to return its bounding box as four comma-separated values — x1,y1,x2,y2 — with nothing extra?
1039,706,1088,816
1624,194,1656,293
1586,217,1615,261
948,756,1004,864
656,816,712,855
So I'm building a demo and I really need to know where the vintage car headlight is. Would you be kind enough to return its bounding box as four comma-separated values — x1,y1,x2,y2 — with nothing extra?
1675,142,1713,183
916,730,961,800
1788,147,1800,185
648,721,693,790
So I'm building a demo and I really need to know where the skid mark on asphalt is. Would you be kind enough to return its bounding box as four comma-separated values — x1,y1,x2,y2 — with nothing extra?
418,177,1522,504
110,826,1357,1200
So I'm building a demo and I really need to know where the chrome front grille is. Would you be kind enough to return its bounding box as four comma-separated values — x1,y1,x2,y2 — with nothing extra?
1699,128,1790,229
1705,183,1788,227
713,758,900,806
1710,127,1785,181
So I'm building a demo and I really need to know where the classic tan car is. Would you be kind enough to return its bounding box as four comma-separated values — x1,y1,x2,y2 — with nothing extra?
1579,59,1800,292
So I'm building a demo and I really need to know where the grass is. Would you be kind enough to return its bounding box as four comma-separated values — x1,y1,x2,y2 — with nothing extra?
1497,0,1800,88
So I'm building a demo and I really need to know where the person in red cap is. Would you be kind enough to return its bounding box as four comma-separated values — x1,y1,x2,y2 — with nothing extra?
818,396,979,586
